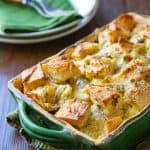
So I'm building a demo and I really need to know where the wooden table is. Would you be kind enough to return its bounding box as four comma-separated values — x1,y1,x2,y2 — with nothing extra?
0,0,150,149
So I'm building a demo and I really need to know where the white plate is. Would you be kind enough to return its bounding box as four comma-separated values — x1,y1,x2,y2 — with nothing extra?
0,4,98,44
0,0,98,44
0,0,98,39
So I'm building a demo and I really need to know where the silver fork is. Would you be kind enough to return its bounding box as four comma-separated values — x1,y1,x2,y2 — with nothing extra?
7,0,76,17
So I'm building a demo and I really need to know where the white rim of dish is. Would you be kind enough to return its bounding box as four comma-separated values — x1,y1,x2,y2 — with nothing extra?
0,0,97,38
0,0,98,44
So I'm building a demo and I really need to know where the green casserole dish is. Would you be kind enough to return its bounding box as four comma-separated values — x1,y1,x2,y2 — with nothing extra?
8,12,150,150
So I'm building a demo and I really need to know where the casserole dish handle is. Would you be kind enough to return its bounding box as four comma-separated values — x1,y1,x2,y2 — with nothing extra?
17,99,78,145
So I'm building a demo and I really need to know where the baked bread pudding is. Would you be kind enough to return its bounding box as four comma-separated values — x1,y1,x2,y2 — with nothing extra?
20,13,150,139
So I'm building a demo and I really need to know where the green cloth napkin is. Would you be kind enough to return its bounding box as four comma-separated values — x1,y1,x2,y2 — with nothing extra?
0,0,82,33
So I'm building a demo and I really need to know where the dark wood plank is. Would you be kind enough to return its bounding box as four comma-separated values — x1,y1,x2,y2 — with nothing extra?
99,0,126,25
126,0,150,14
0,0,149,149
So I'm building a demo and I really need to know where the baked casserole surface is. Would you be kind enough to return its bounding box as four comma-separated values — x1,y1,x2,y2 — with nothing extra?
15,13,150,140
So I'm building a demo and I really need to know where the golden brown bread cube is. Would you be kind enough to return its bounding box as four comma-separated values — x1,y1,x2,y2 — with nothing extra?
105,116,122,133
131,24,150,42
21,64,47,93
134,65,150,81
26,85,58,111
72,42,99,59
115,13,137,31
87,84,120,103
125,80,150,109
118,39,144,54
87,84,119,104
119,59,150,81
85,56,115,79
98,23,129,44
87,84,123,117
55,98,91,128
46,55,81,83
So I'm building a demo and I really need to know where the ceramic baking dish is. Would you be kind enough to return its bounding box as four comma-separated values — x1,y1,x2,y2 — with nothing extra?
8,12,150,150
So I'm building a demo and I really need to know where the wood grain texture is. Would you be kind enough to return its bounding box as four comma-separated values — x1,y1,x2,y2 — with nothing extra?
0,0,149,149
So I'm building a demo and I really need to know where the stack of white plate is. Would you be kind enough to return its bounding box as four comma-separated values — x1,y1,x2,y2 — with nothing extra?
0,0,98,44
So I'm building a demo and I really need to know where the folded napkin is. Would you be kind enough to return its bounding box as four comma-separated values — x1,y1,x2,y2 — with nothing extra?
0,0,82,33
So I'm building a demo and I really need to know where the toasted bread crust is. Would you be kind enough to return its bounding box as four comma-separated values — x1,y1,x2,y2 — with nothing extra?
47,55,81,83
55,99,91,128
